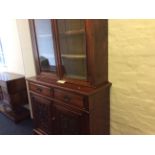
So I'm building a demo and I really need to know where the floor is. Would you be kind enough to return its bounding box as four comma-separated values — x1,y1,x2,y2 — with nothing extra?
0,113,33,135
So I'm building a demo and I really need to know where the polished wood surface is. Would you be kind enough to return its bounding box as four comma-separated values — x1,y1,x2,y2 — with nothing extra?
54,89,84,109
52,102,89,134
85,20,108,86
28,19,111,134
29,19,108,87
0,72,25,81
31,95,52,134
28,79,111,134
28,76,95,95
29,82,53,97
0,72,29,122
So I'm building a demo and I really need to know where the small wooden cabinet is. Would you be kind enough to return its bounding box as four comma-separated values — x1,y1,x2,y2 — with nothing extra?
0,72,29,122
27,19,111,135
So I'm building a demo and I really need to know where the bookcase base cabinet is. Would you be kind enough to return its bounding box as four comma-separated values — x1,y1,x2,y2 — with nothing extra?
28,78,111,135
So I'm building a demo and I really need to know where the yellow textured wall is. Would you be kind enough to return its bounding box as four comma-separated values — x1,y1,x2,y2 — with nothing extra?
109,19,155,134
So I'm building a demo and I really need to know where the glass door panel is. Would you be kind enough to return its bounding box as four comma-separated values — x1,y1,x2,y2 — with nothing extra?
57,20,87,80
34,19,56,72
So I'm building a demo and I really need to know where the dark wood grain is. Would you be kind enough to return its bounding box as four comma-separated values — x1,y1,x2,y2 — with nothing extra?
29,82,53,97
85,19,108,86
52,102,89,135
31,94,53,134
29,19,108,87
27,19,111,135
29,20,41,75
52,20,64,79
0,72,29,123
54,89,84,109
89,83,110,134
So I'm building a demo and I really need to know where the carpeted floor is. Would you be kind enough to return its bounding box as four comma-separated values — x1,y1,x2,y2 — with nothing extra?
0,113,33,135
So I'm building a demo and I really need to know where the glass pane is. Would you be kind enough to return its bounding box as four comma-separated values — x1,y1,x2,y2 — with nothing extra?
57,19,87,80
34,19,56,72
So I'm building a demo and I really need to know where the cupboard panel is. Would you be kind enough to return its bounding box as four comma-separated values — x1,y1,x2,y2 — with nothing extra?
31,95,52,134
52,103,86,135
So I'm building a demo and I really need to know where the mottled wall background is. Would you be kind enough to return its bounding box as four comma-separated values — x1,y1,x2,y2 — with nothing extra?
109,20,155,134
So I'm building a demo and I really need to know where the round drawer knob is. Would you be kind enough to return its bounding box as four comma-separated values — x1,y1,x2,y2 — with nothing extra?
63,95,71,102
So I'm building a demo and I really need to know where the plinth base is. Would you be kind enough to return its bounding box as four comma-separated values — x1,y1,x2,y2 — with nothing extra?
0,101,30,123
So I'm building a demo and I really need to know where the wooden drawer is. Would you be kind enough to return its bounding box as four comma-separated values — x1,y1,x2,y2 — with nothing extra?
29,82,53,97
54,89,85,109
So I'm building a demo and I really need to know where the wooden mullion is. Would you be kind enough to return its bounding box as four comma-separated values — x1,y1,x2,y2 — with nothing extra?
52,20,63,80
29,20,41,75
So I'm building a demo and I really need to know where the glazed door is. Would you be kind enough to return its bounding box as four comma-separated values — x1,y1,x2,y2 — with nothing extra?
33,19,57,72
31,95,52,134
56,20,87,80
52,103,88,135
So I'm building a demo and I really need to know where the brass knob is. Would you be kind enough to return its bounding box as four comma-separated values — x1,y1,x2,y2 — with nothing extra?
36,87,42,92
52,117,55,121
63,95,70,102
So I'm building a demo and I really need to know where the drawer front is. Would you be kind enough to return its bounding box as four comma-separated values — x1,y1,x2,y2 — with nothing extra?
29,82,53,97
54,89,85,109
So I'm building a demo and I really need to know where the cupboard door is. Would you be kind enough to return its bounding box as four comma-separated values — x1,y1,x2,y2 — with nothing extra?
34,19,56,72
31,95,52,134
57,20,87,80
52,103,89,135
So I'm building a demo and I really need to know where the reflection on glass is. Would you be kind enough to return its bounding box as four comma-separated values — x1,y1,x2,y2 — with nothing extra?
57,19,87,80
34,19,56,72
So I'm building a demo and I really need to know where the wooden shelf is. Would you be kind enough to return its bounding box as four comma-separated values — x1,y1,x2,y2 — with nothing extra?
38,34,52,38
60,29,85,36
64,74,86,80
61,54,86,59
